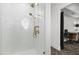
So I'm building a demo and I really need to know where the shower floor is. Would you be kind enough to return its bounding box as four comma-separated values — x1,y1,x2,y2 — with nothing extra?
0,49,40,55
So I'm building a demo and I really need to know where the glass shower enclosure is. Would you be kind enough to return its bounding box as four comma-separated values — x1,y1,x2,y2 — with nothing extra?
0,3,45,55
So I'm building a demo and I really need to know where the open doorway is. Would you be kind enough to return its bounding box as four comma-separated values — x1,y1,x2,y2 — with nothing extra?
60,3,79,54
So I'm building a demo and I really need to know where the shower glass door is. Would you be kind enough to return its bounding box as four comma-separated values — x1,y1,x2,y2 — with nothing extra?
0,3,45,55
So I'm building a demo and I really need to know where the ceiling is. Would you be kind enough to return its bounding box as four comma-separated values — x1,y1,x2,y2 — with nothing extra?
62,3,79,19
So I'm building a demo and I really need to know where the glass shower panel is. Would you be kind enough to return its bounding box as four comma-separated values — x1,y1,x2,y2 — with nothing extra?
0,3,45,55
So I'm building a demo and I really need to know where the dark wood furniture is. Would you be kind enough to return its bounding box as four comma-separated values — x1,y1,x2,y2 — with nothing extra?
68,33,77,41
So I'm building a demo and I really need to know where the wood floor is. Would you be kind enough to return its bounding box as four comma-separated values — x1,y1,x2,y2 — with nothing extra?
51,43,79,55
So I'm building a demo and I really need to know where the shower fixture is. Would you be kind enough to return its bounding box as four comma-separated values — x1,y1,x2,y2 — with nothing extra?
29,13,44,18
29,3,41,38
33,26,39,38
30,3,38,8
29,13,36,19
29,12,40,38
30,3,35,8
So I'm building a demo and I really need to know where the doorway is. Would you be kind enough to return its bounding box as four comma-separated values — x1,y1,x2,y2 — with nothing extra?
60,3,79,54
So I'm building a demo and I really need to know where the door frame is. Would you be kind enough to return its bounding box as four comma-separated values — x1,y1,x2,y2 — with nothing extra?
60,4,71,50
60,11,64,49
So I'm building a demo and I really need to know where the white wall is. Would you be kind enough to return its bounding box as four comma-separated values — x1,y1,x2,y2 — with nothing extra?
45,3,51,54
51,3,70,50
64,15,77,32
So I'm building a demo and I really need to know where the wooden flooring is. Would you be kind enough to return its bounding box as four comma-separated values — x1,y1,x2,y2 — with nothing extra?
51,43,79,55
